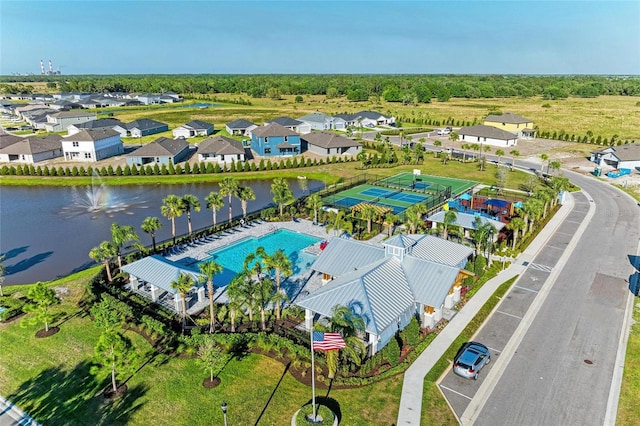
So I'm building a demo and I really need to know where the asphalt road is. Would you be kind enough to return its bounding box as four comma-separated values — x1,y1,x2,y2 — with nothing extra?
466,169,640,425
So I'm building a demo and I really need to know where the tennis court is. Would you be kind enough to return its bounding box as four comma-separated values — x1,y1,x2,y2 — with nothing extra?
375,172,476,197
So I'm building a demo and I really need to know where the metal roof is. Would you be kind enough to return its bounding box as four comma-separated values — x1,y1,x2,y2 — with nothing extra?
183,120,214,130
311,237,384,276
126,118,168,131
268,116,302,127
402,256,461,307
121,255,203,294
428,211,505,232
226,119,255,129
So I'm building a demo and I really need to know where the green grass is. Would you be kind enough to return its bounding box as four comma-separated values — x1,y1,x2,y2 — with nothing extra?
617,303,640,425
420,276,518,425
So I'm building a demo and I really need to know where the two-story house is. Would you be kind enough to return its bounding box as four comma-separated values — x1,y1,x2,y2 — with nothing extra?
483,112,535,138
62,129,124,162
44,110,97,132
250,122,301,157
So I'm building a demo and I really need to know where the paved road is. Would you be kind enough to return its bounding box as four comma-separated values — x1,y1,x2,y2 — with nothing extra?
463,170,640,425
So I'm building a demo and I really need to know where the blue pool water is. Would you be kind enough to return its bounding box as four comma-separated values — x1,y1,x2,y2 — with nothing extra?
200,229,320,286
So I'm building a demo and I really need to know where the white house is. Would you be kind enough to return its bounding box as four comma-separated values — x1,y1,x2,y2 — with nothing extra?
67,118,127,137
297,112,346,131
62,129,124,162
302,131,362,157
265,117,311,134
225,119,257,137
0,135,63,163
44,110,97,132
172,120,214,138
457,124,518,148
197,135,246,163
590,144,640,170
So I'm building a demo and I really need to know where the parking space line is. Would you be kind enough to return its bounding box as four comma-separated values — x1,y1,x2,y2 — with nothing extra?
545,245,566,251
488,347,502,354
565,220,583,224
495,310,523,320
439,384,473,401
514,285,539,294
555,231,574,236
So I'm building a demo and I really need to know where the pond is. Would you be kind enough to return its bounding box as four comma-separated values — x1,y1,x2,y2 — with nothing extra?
0,178,322,285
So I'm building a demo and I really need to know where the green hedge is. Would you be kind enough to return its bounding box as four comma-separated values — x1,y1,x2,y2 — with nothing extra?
0,296,26,321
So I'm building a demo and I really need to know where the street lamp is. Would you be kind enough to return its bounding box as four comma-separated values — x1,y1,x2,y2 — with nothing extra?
221,401,228,426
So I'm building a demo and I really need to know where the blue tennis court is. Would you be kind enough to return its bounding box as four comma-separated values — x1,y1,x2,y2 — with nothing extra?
334,196,371,208
413,181,431,190
388,193,428,203
361,188,391,197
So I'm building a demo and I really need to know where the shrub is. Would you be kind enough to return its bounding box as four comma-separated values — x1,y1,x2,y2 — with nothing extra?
400,316,420,347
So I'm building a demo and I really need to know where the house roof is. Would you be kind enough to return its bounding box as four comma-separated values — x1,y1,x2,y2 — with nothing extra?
334,113,359,122
311,236,384,276
127,137,188,157
126,118,168,131
65,128,121,142
402,256,462,308
0,132,23,149
0,135,62,155
226,119,256,129
355,110,391,120
121,255,203,294
268,117,302,127
612,143,640,162
428,211,505,231
251,122,298,138
302,131,361,149
71,118,125,130
49,110,96,119
182,120,213,130
384,234,475,267
198,135,245,155
484,112,532,124
458,125,518,141
297,112,333,123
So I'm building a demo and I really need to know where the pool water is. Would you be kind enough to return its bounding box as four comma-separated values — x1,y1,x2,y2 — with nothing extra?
200,229,320,286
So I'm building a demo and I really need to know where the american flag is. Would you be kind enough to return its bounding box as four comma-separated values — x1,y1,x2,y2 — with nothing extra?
312,331,345,351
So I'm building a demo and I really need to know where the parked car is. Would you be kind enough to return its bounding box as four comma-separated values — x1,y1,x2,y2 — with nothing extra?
453,341,490,380
437,128,451,136
19,125,31,130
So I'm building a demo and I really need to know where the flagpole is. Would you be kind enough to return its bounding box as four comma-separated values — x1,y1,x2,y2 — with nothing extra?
310,323,317,421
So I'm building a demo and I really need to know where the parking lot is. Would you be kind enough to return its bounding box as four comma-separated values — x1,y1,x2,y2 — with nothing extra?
437,192,590,420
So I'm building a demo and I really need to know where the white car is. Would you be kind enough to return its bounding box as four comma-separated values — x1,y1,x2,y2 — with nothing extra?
437,128,451,136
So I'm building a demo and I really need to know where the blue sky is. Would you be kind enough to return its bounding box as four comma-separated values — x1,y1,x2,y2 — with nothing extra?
1,1,638,75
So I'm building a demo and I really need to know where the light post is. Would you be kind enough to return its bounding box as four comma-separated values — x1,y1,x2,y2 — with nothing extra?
221,401,228,426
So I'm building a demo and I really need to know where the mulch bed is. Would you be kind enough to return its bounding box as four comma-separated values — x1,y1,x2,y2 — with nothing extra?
203,377,221,388
103,384,128,399
35,326,60,338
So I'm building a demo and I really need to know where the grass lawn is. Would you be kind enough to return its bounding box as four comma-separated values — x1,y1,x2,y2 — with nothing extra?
617,302,640,425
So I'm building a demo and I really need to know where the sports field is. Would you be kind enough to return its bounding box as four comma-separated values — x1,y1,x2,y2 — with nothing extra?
374,172,476,197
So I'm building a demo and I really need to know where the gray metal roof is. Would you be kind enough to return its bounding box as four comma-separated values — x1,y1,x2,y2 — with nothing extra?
484,112,532,124
126,118,168,131
458,125,518,141
73,118,125,130
49,110,96,119
402,256,461,308
183,120,213,130
302,132,361,149
198,135,244,155
297,112,333,123
251,122,298,138
311,237,384,276
127,137,188,157
67,128,120,141
121,255,203,294
355,110,391,120
226,119,255,129
268,116,302,127
428,211,505,232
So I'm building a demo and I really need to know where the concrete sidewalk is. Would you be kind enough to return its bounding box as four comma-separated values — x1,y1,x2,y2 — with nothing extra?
0,395,40,426
396,193,576,426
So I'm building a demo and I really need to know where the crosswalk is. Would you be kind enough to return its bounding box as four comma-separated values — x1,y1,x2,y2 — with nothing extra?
527,262,553,273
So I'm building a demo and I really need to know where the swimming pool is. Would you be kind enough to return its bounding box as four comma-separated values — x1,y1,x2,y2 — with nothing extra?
200,229,320,286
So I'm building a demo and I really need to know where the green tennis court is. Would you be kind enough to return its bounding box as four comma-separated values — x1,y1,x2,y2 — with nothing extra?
375,172,476,196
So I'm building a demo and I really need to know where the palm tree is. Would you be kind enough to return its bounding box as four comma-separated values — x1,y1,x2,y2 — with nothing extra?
182,194,201,237
509,149,520,172
405,204,426,234
442,210,457,240
110,223,140,269
523,198,544,234
360,205,378,234
433,140,442,157
205,191,224,230
322,304,366,379
219,177,239,224
254,277,276,331
199,261,223,333
548,160,562,176
237,187,256,220
540,153,549,173
141,217,162,253
306,193,323,225
271,177,294,217
548,175,571,207
507,217,526,250
495,149,505,166
326,210,353,237
161,194,184,244
171,272,194,333
383,212,399,237
534,187,555,218
472,218,496,259
262,249,293,321
89,241,116,282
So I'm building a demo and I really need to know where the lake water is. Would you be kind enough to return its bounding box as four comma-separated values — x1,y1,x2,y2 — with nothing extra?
0,178,322,285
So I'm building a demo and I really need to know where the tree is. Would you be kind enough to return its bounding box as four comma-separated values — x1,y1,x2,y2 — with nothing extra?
495,166,508,194
433,140,442,157
360,205,378,234
110,223,140,269
522,174,540,196
91,330,138,393
141,217,162,253
306,193,323,225
262,249,293,321
449,131,459,143
91,295,126,331
535,186,555,218
405,204,426,234
509,150,520,171
383,213,399,237
219,177,239,224
161,194,184,244
196,335,228,383
472,218,497,259
22,282,59,333
523,198,544,234
89,241,116,282
326,210,352,237
495,149,505,166
540,153,549,173
548,160,562,176
321,305,366,379
507,217,526,250
442,210,457,240
548,175,571,206
171,272,195,333
182,194,201,237
205,191,224,229
271,177,294,217
237,186,256,220
199,261,223,333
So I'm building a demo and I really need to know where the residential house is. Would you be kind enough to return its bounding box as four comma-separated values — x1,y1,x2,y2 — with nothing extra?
0,134,63,163
0,131,22,150
50,99,82,110
354,110,396,127
457,124,518,148
265,117,311,134
126,119,169,138
297,112,346,131
302,131,362,157
172,120,214,138
483,112,535,138
296,234,474,354
62,129,124,162
250,122,301,157
44,110,97,132
137,94,160,105
590,144,640,170
197,135,245,163
67,118,128,137
225,119,257,137
125,136,190,166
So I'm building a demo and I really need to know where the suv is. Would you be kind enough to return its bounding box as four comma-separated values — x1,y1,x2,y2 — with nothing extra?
453,341,490,380
437,128,451,136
